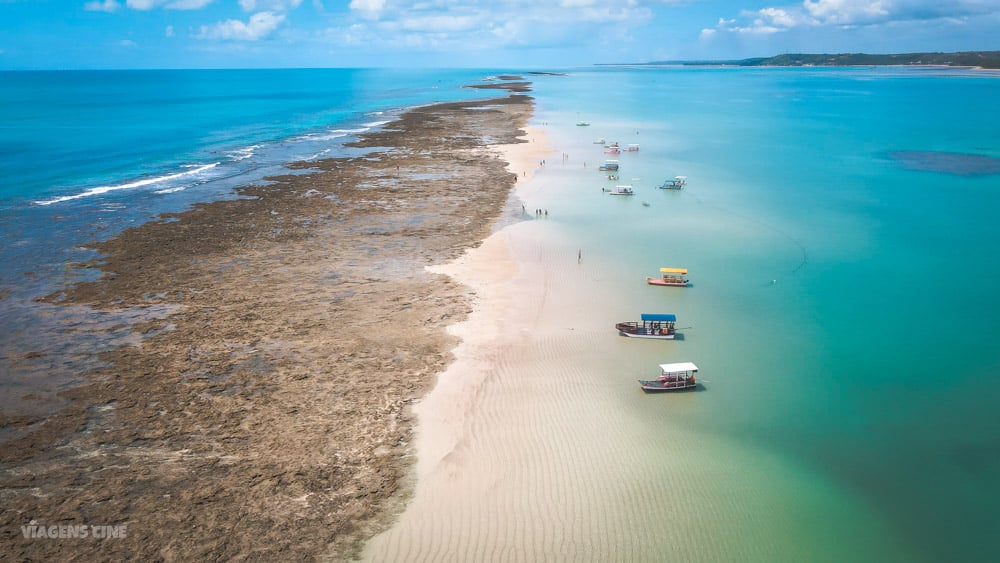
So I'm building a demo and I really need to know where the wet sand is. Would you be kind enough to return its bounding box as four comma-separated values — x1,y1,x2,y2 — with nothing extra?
1,85,541,561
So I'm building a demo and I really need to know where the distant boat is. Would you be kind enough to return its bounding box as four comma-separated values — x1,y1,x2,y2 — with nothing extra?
615,313,676,339
609,185,635,196
646,267,689,287
577,121,591,126
638,362,698,392
598,160,619,171
658,176,687,189
593,138,606,144
625,144,640,152
604,142,620,154
641,201,651,207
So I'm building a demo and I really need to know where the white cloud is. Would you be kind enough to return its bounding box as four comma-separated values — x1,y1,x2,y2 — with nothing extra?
165,25,175,37
707,0,1000,37
349,0,385,15
168,0,214,8
197,11,286,40
802,0,889,24
240,0,302,11
84,0,121,12
119,39,138,47
126,0,214,9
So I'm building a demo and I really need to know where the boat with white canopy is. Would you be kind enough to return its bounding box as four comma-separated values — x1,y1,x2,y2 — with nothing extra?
638,362,698,392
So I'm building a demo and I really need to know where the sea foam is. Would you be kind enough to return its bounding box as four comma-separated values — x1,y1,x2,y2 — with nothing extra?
35,163,219,206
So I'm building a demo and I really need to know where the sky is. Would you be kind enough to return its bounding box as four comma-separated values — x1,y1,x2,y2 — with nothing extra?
0,0,997,69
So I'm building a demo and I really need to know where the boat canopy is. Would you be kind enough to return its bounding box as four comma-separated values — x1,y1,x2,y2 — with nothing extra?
659,362,699,374
640,313,676,322
659,267,688,274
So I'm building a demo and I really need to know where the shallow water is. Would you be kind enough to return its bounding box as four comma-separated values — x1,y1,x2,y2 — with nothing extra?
364,67,1000,562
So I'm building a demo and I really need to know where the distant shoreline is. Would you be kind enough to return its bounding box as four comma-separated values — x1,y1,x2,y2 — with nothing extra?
602,51,1000,70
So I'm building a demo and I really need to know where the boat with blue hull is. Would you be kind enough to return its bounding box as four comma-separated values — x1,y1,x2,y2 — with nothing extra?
615,313,677,339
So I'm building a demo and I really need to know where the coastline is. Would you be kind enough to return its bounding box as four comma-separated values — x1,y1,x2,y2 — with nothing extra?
1,85,535,561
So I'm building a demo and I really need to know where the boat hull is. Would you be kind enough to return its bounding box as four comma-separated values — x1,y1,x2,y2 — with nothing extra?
615,323,676,339
645,277,689,287
638,379,696,392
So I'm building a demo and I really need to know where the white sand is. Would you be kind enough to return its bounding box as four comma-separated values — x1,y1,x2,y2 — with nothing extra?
404,125,556,477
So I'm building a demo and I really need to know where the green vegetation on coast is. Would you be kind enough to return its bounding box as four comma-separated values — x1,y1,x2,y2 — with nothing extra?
624,51,1000,69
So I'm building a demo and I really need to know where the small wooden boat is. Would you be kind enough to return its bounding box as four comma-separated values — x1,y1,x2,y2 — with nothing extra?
598,160,619,171
638,362,698,392
615,313,676,339
646,267,689,287
658,176,687,189
609,185,635,196
626,144,640,152
593,138,606,144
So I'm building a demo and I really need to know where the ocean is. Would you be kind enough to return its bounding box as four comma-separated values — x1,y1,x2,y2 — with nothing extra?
364,67,1000,562
3,67,1000,561
0,68,503,415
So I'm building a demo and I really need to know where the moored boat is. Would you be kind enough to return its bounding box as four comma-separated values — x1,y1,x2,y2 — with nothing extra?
609,185,635,196
615,313,676,338
658,176,687,189
598,159,619,171
638,362,698,392
626,144,639,152
646,267,689,287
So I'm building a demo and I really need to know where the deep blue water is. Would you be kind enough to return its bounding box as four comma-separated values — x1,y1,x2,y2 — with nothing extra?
0,68,506,416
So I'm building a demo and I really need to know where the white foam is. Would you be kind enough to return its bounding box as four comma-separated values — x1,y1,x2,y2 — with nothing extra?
296,127,367,142
35,162,219,206
228,145,260,161
153,186,188,194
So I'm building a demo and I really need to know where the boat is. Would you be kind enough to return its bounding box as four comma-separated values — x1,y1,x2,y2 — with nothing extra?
609,185,635,196
646,267,689,287
598,160,619,171
658,176,687,189
638,362,698,392
626,144,640,152
577,121,590,126
593,138,606,144
604,142,620,154
615,313,676,339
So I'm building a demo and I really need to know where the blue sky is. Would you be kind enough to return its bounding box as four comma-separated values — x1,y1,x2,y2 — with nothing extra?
1,0,998,69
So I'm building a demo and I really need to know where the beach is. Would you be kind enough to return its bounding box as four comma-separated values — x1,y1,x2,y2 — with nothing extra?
3,67,999,562
0,83,544,561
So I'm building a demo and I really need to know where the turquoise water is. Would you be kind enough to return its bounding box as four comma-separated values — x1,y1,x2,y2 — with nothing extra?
522,67,1000,562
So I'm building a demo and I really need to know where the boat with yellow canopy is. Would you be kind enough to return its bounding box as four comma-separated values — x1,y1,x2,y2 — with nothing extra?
646,267,689,287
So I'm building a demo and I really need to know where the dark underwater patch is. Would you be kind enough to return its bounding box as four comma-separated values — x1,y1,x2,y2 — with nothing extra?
887,150,1000,176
